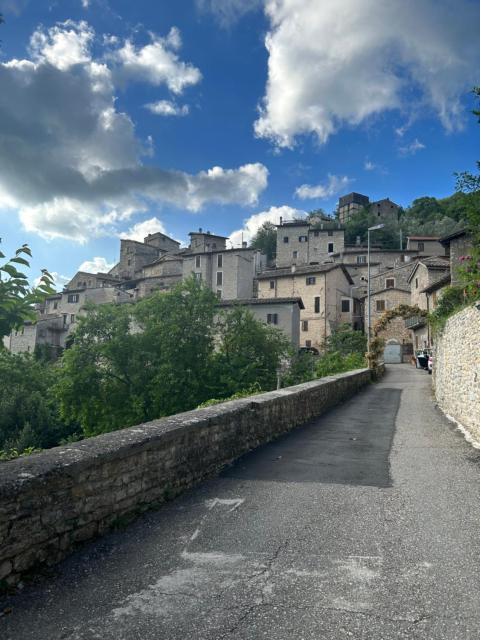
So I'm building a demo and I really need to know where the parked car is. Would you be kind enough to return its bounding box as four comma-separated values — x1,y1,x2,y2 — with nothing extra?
415,349,431,370
428,354,433,374
299,346,320,356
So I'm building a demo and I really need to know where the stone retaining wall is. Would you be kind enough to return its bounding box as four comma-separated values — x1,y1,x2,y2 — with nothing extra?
0,368,372,587
433,304,480,440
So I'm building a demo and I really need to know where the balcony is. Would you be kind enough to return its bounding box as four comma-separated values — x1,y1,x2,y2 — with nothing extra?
405,315,427,330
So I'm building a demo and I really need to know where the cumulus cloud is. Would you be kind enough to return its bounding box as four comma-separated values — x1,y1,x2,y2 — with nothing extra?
255,0,480,147
78,256,115,273
146,100,189,117
295,174,352,200
110,28,202,94
399,138,426,156
229,205,306,247
0,21,268,242
196,0,263,26
119,217,167,242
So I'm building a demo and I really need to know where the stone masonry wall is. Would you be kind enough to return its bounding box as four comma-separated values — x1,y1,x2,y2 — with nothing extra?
0,369,372,587
433,304,480,440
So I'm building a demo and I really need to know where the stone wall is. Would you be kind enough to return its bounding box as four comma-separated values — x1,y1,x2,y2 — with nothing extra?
0,369,372,586
433,304,480,440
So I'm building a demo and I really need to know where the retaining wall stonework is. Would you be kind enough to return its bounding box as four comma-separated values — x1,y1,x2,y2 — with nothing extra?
433,304,480,440
0,369,372,587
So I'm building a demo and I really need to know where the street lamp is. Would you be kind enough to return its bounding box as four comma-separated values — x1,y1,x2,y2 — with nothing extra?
367,223,385,354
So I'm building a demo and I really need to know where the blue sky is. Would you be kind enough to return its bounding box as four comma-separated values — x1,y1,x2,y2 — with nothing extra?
0,0,478,286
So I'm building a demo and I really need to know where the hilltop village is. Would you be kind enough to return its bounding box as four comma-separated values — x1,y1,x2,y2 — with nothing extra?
5,192,472,360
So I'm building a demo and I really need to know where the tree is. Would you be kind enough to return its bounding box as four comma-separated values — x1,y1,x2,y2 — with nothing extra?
325,324,367,356
0,241,55,339
213,306,290,397
251,222,277,262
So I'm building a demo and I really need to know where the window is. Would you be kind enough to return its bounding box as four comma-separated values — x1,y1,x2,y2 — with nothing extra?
127,259,131,266
216,271,223,286
386,278,395,289
194,272,202,281
70,314,75,324
283,236,289,243
306,276,316,285
269,280,275,290
341,299,350,312
67,294,79,303
415,278,419,289
418,242,424,251
267,313,278,325
356,256,367,264
217,254,223,268
302,320,309,331
305,340,312,348
328,242,334,253
314,230,319,237
195,255,201,268
299,235,308,242
292,251,298,259
376,300,386,312
216,290,222,298
53,301,58,310
314,297,320,313
328,230,333,236
63,314,68,326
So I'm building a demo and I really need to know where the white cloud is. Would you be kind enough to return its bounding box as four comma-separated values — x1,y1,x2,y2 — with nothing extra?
255,0,480,147
146,100,189,117
0,21,268,243
399,138,426,156
364,161,375,171
229,205,306,247
29,20,94,71
34,271,71,289
119,217,167,242
196,0,263,26
78,256,115,273
111,28,202,94
295,174,352,200
81,0,91,7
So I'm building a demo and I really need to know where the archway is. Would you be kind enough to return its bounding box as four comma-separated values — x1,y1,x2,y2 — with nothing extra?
367,304,428,369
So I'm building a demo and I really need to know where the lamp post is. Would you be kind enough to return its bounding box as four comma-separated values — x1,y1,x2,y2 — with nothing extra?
367,223,385,354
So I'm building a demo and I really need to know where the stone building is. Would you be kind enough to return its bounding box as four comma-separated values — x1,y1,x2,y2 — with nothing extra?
182,247,266,300
439,229,474,285
337,193,370,224
369,198,400,222
406,256,450,349
406,236,445,257
256,263,355,351
275,219,345,268
216,298,304,349
109,232,181,282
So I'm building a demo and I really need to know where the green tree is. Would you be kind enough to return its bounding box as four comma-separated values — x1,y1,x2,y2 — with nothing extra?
325,324,367,356
212,306,290,398
251,222,277,262
0,350,76,453
0,242,55,339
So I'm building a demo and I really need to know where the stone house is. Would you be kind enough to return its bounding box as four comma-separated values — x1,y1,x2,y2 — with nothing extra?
275,219,345,268
256,263,355,351
216,298,304,349
439,229,474,285
182,247,266,300
109,232,181,281
406,236,446,257
406,256,450,349
337,192,370,224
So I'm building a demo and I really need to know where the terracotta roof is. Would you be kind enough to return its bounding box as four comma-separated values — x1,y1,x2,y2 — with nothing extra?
407,256,450,282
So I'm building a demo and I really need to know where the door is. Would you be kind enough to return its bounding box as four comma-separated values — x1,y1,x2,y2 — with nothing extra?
383,341,402,364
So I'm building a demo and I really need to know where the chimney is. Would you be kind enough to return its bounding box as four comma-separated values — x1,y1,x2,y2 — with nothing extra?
242,241,247,248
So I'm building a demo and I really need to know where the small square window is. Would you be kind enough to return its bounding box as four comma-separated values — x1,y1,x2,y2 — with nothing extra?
376,300,386,312
327,230,333,236
267,313,278,325
314,230,319,237
418,242,424,252
283,236,289,243
306,276,316,285
386,278,395,289
293,251,298,259
356,256,367,264
194,272,202,281
269,280,275,290
341,299,350,312
305,340,312,348
299,235,308,242
67,294,79,303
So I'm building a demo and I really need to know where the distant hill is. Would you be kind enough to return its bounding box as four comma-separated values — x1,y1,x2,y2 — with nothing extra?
343,190,479,248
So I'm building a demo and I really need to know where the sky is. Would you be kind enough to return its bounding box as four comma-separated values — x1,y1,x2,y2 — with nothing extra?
0,0,478,287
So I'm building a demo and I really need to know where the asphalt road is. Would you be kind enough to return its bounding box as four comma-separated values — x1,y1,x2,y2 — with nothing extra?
3,364,480,639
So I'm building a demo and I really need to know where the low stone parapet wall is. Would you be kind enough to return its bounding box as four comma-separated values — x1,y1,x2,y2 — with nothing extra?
433,304,480,441
0,368,372,586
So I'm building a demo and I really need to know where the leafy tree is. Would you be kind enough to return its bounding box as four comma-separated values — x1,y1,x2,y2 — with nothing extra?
0,350,76,453
0,242,55,339
251,222,277,262
325,324,367,356
283,351,317,386
213,306,290,397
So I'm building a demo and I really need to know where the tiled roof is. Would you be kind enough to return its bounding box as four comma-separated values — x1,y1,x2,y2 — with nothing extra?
257,263,353,284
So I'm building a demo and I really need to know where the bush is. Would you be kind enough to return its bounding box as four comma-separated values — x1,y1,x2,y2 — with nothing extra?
316,351,366,378
429,285,468,333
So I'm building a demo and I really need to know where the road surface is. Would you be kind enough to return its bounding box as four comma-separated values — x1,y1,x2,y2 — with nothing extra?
2,365,480,639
